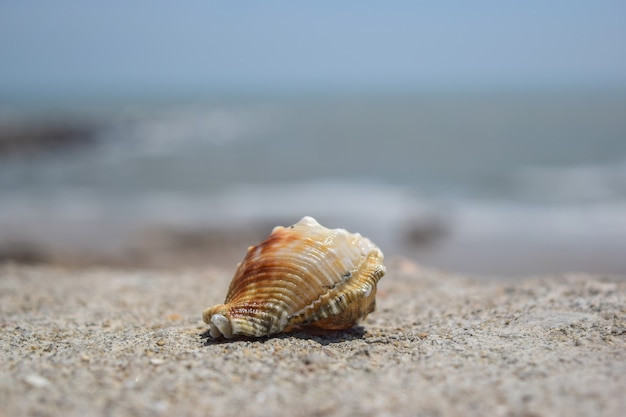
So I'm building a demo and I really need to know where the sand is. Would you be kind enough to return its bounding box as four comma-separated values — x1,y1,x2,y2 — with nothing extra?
1,259,625,417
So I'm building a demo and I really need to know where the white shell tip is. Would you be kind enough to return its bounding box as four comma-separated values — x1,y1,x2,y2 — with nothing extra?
210,314,233,338
297,216,320,227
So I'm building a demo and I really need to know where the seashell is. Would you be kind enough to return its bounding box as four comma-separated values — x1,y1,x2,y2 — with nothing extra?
203,216,386,338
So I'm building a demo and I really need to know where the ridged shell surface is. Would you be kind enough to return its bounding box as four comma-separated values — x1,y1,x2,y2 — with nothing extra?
203,216,386,338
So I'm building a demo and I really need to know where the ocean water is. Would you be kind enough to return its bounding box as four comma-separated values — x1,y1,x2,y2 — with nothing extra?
1,92,625,274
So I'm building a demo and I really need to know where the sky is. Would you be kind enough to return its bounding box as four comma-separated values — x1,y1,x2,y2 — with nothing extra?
1,1,625,98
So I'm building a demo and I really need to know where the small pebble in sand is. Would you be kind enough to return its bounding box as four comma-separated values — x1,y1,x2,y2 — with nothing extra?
24,374,50,388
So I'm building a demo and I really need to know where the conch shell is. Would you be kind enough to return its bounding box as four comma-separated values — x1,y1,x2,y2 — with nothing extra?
203,216,386,338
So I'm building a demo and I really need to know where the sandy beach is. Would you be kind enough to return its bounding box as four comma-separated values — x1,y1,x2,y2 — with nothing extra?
1,260,624,417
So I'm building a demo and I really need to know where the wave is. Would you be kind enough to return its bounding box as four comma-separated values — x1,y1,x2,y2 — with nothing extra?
515,159,626,202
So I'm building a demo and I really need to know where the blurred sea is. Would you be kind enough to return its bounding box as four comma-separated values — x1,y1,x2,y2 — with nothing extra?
1,92,625,275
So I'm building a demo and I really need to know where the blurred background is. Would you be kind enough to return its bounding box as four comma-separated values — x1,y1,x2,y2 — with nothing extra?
1,1,625,275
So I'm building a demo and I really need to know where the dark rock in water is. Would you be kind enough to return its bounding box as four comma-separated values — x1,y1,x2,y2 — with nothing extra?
0,242,50,265
403,216,449,248
0,120,100,157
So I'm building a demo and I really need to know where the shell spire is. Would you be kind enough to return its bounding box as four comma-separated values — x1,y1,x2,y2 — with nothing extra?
203,216,386,338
